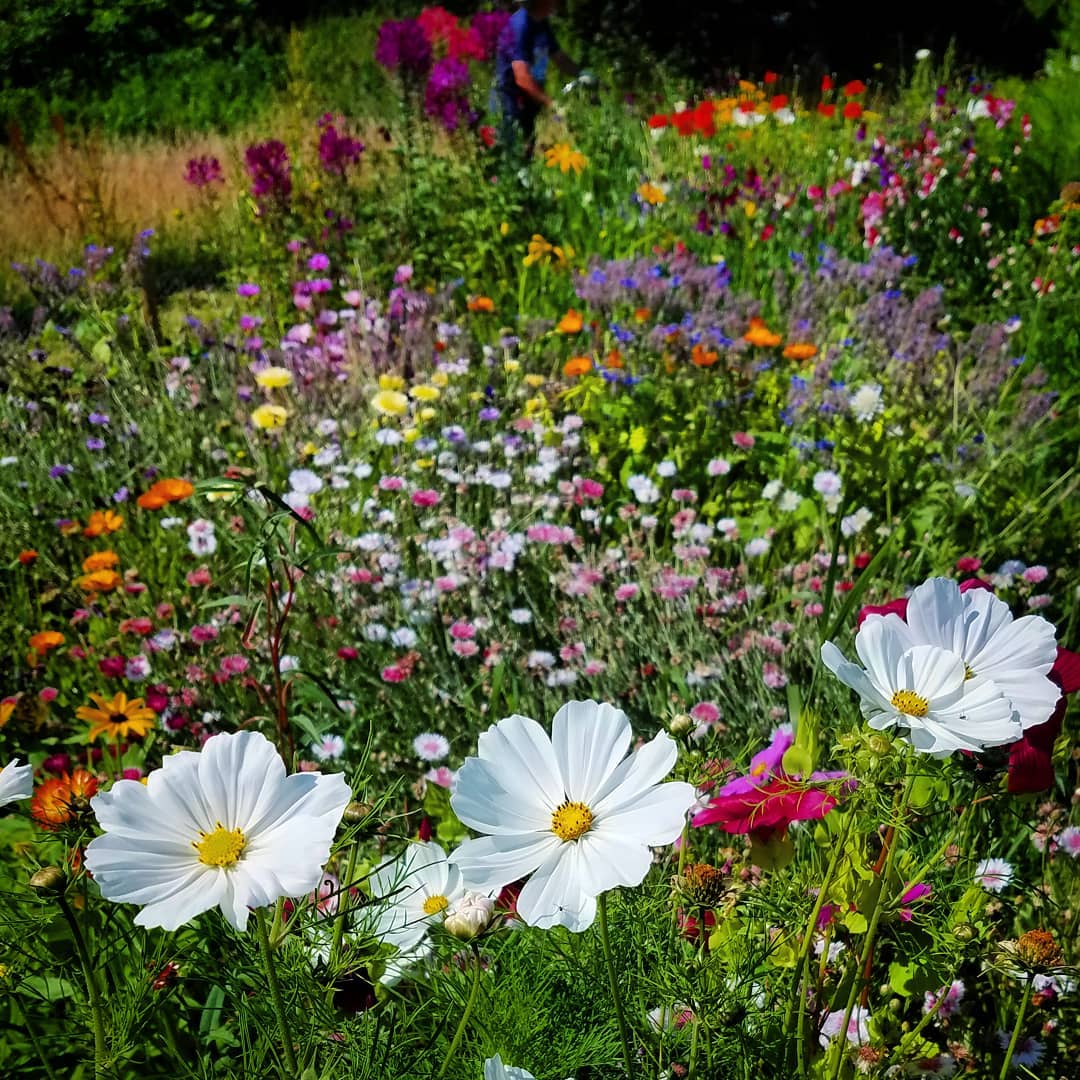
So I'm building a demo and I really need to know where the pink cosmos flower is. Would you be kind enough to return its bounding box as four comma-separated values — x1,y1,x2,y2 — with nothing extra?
449,621,476,640
381,665,407,683
732,431,755,449
411,489,441,507
452,640,480,658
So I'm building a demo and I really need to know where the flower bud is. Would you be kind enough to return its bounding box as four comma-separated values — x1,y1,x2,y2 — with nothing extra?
669,714,694,737
343,801,372,825
673,863,730,907
443,892,495,941
952,922,976,942
30,867,66,894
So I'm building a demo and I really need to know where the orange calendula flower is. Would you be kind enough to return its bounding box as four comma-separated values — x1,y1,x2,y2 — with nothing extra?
563,356,593,378
59,520,83,537
783,342,819,361
82,550,119,573
77,691,157,741
691,344,719,368
77,569,123,593
29,631,64,654
467,296,495,313
633,307,651,323
83,509,124,537
743,317,782,347
637,182,667,206
0,696,16,728
18,549,38,565
605,349,624,369
544,142,588,175
556,309,584,334
137,478,194,510
31,769,100,830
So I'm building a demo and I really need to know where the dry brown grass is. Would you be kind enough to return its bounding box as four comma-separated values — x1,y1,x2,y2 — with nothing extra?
0,109,400,281
0,127,247,268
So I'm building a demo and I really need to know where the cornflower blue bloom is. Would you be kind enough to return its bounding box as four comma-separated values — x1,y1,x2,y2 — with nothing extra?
50,464,73,479
89,412,110,425
816,439,835,451
478,407,500,421
86,437,106,451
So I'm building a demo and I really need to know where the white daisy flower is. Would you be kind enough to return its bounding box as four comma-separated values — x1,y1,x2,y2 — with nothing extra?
449,701,697,932
821,616,1020,756
893,577,1059,730
849,382,884,422
483,1056,539,1080
310,734,345,762
413,733,450,762
0,759,33,807
85,731,351,931
974,857,1013,893
369,841,465,958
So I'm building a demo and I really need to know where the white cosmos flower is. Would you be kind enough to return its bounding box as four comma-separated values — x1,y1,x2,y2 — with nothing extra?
368,841,466,959
0,759,33,807
889,578,1059,730
449,701,696,932
85,731,351,931
821,616,1020,756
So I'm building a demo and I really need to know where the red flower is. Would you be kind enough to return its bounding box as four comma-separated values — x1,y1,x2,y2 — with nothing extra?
764,71,779,85
1008,648,1080,794
647,113,670,129
479,125,496,148
821,75,834,92
770,94,789,111
843,101,863,120
693,99,716,137
693,777,840,842
671,109,697,137
818,103,836,118
956,556,982,572
843,79,867,96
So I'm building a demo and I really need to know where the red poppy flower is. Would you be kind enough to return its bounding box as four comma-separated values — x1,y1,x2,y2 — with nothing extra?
764,71,779,85
843,101,863,120
818,103,836,118
843,79,867,96
647,113,669,129
770,94,789,111
821,75,834,92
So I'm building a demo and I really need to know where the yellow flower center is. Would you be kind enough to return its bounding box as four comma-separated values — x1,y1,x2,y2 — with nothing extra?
964,665,975,681
890,689,930,718
195,823,246,867
422,894,449,916
551,800,593,842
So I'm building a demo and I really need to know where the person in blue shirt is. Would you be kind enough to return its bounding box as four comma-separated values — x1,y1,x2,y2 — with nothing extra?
496,0,580,160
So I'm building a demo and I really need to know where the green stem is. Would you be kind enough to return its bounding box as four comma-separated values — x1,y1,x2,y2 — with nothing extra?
435,945,482,1080
829,759,918,1080
57,894,108,1078
255,906,299,1077
598,892,635,1079
784,813,855,1061
327,842,359,980
13,994,60,1080
999,975,1034,1080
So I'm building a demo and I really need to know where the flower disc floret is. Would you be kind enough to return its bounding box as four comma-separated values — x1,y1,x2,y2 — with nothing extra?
196,824,246,867
449,700,696,932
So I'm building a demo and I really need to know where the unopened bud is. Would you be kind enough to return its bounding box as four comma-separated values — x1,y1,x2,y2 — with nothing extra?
343,801,372,825
669,714,694,737
952,922,976,942
30,867,66,894
443,892,495,941
867,734,892,756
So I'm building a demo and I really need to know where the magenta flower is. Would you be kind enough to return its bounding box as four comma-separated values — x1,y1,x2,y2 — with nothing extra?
317,117,364,176
375,19,432,76
183,155,224,188
245,140,291,204
693,727,851,841
424,57,473,132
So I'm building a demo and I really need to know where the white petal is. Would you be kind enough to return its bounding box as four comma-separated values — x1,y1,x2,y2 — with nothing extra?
472,714,563,814
450,833,560,891
595,781,696,846
591,731,679,815
198,730,287,831
551,700,631,804
515,844,597,932
133,872,227,931
451,758,553,835
0,759,34,806
905,578,966,654
902,645,965,705
821,641,893,712
578,829,653,891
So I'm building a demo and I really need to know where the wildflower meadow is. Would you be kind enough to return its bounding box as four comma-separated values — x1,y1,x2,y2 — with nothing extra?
1,4,1079,1078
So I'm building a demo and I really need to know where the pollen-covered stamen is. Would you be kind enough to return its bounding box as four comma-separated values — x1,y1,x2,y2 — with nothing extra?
195,823,246,867
422,893,449,916
551,800,593,842
964,664,975,681
891,689,930,718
